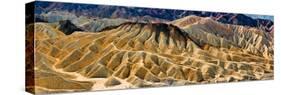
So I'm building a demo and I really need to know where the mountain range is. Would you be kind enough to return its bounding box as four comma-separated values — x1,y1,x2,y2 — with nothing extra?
33,1,273,32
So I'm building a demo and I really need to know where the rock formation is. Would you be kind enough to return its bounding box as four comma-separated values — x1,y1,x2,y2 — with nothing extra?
27,16,273,93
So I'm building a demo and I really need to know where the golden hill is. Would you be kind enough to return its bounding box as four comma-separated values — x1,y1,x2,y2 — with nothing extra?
27,19,273,93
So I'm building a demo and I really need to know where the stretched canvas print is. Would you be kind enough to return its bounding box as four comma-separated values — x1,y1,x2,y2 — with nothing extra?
25,1,274,94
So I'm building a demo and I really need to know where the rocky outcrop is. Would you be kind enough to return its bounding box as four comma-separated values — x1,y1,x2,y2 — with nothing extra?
104,77,121,87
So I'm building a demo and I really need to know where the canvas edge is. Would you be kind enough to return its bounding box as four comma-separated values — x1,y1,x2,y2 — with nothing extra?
25,1,35,94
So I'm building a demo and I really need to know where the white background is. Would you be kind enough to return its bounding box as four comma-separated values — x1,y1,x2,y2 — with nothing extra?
0,0,280,95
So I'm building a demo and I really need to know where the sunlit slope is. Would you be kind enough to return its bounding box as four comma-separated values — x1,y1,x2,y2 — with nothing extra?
172,16,273,59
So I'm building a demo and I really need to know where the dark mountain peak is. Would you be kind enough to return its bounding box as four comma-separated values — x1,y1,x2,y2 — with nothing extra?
99,22,190,45
58,20,83,35
100,22,185,35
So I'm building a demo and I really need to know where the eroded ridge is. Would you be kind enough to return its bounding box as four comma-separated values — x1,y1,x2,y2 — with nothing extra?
29,18,273,93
